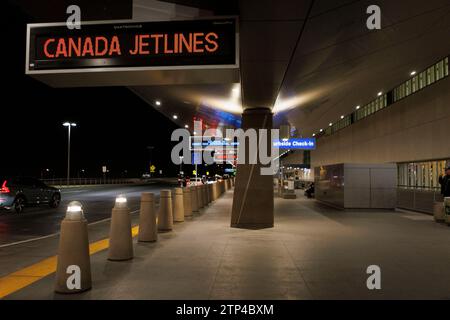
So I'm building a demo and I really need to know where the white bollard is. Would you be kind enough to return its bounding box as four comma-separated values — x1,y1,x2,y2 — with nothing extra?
203,184,209,205
197,185,204,208
173,187,185,222
434,201,445,222
158,190,173,231
183,187,192,217
55,201,91,293
108,195,133,261
191,185,199,212
138,193,157,242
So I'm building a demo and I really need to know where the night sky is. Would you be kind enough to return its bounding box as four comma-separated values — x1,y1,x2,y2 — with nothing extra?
1,1,182,179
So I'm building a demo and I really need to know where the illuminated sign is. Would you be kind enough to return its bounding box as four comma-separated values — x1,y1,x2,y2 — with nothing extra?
190,136,238,151
214,150,238,163
27,18,237,71
273,138,316,150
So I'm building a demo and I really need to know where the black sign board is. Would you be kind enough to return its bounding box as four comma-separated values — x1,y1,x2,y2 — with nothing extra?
27,18,237,71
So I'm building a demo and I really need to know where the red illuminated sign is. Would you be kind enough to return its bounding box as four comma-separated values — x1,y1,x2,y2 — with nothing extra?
28,18,236,71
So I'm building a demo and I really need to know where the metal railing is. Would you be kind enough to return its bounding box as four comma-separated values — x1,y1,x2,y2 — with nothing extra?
42,178,139,187
397,187,443,214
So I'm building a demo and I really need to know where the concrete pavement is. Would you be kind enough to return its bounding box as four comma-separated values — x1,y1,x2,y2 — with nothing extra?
4,188,450,299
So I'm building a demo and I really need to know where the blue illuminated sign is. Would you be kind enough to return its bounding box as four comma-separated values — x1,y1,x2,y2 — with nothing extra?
273,138,316,150
190,136,238,150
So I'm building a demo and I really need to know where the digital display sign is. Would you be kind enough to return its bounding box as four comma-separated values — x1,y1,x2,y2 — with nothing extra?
190,136,238,151
27,18,237,71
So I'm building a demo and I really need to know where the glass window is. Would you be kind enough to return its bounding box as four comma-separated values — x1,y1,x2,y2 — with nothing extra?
436,60,445,81
398,159,449,190
445,57,449,76
419,71,426,89
412,75,418,93
427,66,435,85
405,80,411,96
329,56,448,136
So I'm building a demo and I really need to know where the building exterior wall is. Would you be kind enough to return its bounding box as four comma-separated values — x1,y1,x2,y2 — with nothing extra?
311,76,450,167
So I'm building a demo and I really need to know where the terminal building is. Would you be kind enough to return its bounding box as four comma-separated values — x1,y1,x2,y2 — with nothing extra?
2,0,450,300
22,0,450,224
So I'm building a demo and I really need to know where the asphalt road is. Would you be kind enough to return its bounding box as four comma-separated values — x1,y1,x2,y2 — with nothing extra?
0,182,177,246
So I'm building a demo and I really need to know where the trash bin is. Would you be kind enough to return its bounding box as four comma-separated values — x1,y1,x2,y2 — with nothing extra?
445,198,450,226
434,201,445,222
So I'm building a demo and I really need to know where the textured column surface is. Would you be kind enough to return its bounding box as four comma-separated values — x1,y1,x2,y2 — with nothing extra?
231,108,274,229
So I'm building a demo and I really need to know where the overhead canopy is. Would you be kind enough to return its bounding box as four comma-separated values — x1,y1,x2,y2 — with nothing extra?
23,0,450,132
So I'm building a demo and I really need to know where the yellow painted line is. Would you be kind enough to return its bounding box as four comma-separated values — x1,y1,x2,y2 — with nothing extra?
0,225,140,299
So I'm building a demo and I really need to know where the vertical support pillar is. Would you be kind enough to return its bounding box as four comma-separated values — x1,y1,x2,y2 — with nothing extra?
231,108,274,229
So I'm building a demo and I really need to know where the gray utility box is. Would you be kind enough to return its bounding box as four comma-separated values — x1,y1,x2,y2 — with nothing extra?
314,163,397,209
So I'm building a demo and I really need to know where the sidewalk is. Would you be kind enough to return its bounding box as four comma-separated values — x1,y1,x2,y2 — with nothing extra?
5,190,450,299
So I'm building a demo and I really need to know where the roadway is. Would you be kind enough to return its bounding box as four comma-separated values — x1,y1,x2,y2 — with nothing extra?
0,181,177,246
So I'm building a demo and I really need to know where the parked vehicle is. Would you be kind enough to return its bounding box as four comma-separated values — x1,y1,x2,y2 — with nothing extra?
141,173,151,179
177,174,185,187
189,177,204,185
0,177,61,213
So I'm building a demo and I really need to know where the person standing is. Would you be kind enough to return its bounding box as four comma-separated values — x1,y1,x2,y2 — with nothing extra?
440,167,450,197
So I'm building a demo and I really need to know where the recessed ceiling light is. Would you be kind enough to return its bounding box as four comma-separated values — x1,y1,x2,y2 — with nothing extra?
172,115,178,119
184,124,189,128
155,100,161,106
312,133,316,137
377,91,383,96
340,115,345,119
410,71,417,76
356,105,361,110
329,123,333,127
319,129,323,132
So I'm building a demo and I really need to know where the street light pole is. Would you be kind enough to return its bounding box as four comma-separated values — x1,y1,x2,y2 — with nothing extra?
63,122,77,186
179,156,184,175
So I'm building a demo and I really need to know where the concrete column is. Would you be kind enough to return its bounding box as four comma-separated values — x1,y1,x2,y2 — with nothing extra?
138,193,157,242
173,188,185,222
158,190,173,231
231,108,274,229
183,187,192,217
